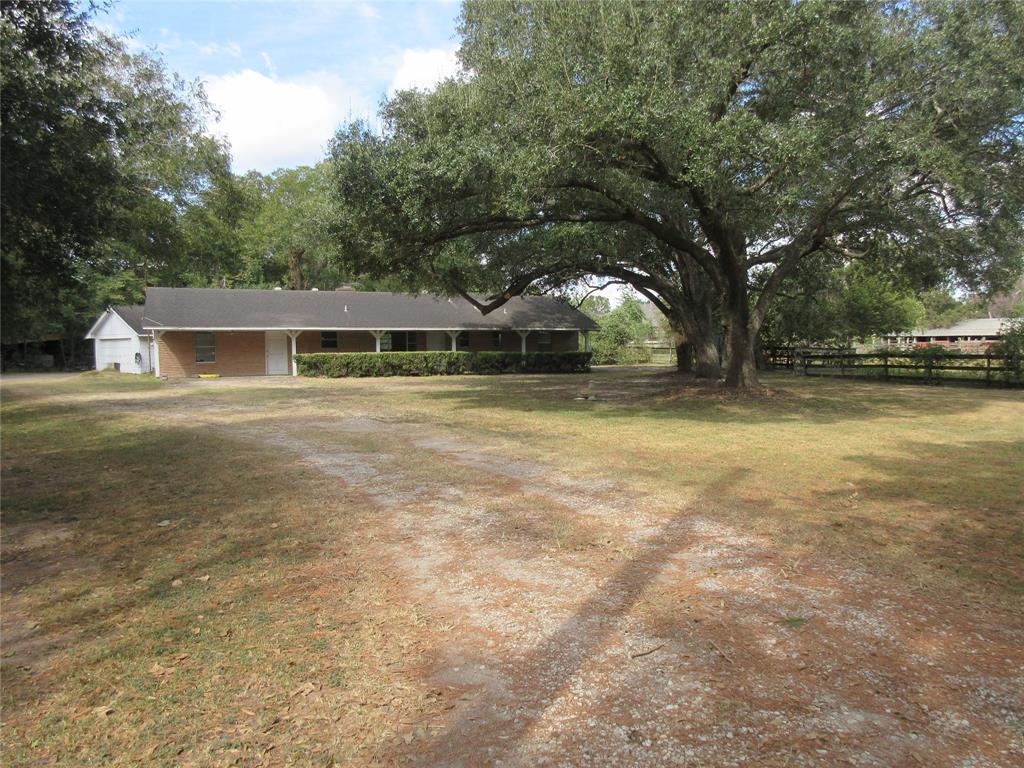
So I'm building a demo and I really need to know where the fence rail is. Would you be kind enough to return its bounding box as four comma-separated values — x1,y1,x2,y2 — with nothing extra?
765,349,1021,387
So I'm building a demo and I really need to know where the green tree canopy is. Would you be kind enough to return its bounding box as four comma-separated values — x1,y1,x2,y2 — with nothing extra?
760,263,924,347
331,0,1024,387
585,295,655,365
1,0,230,343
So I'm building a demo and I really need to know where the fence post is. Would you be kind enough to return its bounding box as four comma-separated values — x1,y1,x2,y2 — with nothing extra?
883,352,889,380
986,354,992,387
926,356,933,383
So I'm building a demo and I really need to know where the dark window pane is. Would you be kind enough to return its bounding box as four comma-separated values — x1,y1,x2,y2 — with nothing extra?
195,332,216,363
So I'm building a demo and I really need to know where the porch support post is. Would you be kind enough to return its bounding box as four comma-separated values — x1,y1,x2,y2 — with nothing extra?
583,330,591,352
152,330,163,377
287,331,299,376
370,330,386,353
516,330,529,354
446,330,459,351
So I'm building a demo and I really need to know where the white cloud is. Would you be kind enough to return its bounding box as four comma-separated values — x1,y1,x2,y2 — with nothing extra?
148,29,243,60
204,69,372,173
197,41,242,59
387,45,461,95
353,2,380,21
260,51,277,77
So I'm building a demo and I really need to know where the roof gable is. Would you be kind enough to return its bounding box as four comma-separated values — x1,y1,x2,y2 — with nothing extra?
85,306,148,339
142,288,599,332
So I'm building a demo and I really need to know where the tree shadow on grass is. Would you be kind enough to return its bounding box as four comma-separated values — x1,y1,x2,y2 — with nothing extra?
833,438,1024,598
406,368,1008,426
394,456,1024,767
402,467,749,766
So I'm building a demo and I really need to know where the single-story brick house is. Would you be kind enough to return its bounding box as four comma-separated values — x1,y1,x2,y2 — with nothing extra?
881,317,1011,351
85,305,153,374
138,287,599,377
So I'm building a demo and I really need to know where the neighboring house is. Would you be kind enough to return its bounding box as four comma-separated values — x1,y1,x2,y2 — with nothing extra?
882,317,1011,351
139,287,599,378
85,305,153,374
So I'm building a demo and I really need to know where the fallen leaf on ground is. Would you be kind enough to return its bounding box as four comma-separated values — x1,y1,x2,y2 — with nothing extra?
290,681,318,698
149,663,174,678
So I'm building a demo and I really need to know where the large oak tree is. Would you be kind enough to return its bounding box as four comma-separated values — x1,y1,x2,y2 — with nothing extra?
332,0,1024,387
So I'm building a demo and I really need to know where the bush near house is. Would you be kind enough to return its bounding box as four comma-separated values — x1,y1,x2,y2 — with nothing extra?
991,318,1024,383
584,296,655,365
296,351,593,377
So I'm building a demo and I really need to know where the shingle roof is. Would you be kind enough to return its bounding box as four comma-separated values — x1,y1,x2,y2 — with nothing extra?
142,287,599,332
916,317,1011,337
111,305,147,335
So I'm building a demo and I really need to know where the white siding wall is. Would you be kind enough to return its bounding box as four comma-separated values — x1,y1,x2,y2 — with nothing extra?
88,311,151,374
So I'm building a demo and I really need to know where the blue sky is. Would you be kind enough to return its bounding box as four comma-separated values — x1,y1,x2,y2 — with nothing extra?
99,1,463,173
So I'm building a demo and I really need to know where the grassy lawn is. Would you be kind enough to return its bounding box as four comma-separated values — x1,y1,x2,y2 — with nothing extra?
2,369,1022,766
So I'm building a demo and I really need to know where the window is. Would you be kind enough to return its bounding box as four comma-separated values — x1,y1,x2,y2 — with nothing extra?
491,331,503,349
456,331,470,350
195,332,216,363
388,331,418,352
536,331,552,351
320,331,338,349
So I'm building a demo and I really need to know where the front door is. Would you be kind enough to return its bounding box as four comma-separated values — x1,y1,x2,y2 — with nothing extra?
265,331,289,375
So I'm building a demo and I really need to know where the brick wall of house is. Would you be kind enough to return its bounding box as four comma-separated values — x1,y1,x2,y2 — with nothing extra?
157,331,268,377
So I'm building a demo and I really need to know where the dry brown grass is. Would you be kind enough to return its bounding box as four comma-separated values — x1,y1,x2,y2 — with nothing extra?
2,369,1022,766
1,376,444,766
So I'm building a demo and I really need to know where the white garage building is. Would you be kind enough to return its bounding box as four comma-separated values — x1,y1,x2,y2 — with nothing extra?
85,305,153,374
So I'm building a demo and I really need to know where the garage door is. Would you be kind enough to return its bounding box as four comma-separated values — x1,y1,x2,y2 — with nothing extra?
96,338,134,372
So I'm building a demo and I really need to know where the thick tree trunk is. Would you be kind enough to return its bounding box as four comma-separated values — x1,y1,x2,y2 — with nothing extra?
693,336,722,379
724,325,759,387
722,270,760,389
668,315,721,379
676,341,694,373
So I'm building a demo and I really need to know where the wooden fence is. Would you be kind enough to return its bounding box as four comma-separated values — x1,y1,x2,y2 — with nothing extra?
766,349,1022,387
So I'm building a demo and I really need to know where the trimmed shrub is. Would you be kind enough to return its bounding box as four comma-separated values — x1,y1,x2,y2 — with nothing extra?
990,318,1024,383
296,351,592,378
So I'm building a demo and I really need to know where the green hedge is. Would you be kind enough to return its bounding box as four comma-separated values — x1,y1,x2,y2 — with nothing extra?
295,351,592,377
